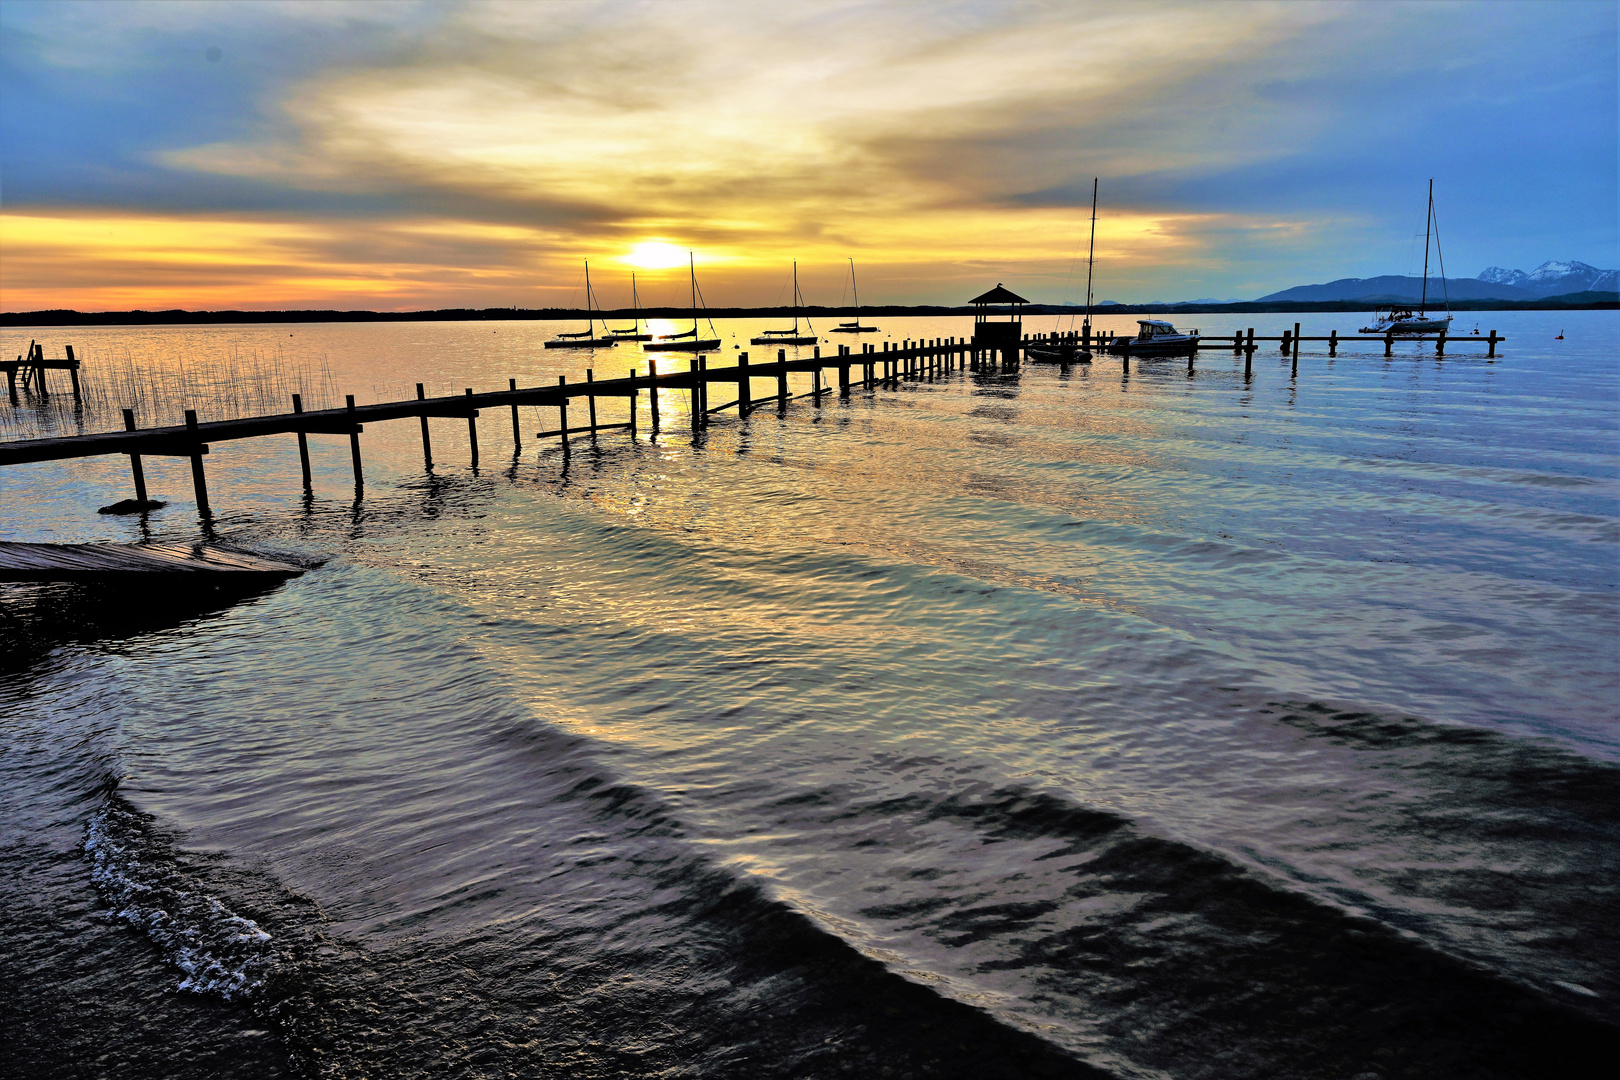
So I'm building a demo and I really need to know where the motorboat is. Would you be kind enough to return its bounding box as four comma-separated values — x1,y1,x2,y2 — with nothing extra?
1110,319,1200,355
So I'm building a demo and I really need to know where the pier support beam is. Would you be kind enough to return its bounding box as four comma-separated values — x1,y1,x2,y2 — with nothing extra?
777,349,788,409
415,384,432,468
185,409,211,519
347,395,363,488
509,379,521,449
738,354,751,412
122,409,148,505
648,359,660,429
294,394,313,486
586,370,599,434
465,388,479,467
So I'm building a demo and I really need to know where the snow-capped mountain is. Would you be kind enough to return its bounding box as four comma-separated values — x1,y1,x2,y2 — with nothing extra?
1476,261,1617,296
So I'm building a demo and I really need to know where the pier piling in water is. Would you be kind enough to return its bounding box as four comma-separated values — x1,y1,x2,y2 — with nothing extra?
415,385,432,468
122,408,147,505
295,394,314,485
185,409,210,519
347,395,363,487
465,388,479,467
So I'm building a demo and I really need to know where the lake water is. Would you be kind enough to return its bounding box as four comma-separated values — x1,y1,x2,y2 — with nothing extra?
3,310,1617,1079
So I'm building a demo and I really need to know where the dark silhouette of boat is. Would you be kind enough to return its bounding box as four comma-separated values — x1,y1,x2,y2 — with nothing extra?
544,260,618,349
751,262,818,345
607,272,652,341
829,258,878,333
645,253,722,352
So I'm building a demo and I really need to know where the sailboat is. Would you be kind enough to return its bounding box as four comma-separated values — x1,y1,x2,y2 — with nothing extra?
644,252,722,352
543,260,619,349
607,273,652,341
751,262,818,345
1029,177,1099,363
1360,180,1454,336
829,258,878,333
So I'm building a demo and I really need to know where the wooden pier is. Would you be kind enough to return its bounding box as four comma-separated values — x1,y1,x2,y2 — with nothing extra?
0,541,306,581
0,324,1505,521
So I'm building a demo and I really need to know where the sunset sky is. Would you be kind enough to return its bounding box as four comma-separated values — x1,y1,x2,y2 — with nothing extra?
2,0,1615,312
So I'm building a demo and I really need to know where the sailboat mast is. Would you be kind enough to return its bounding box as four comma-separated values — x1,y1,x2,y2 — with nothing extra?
850,258,859,323
792,262,800,333
632,272,640,333
690,251,697,334
1083,177,1098,336
1420,179,1432,313
584,259,595,336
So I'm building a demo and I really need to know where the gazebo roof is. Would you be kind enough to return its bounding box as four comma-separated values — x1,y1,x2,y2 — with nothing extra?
968,283,1030,305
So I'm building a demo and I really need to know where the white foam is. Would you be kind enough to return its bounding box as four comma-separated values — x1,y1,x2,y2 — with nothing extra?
85,801,279,1001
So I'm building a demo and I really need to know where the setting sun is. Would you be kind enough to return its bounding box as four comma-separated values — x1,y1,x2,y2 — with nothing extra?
621,242,690,270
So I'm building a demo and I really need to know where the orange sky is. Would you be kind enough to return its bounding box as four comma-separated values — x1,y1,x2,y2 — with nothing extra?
2,1,1613,311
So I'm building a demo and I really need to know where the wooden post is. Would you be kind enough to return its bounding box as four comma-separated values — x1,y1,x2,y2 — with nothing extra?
464,388,479,466
1280,329,1292,355
122,409,148,505
1244,329,1254,377
508,378,521,449
6,364,16,406
1187,348,1195,374
648,359,660,429
839,345,850,397
698,356,709,424
347,395,363,487
1328,330,1338,357
1487,330,1498,358
185,409,210,518
628,369,638,437
1293,322,1302,359
415,384,432,468
738,353,751,412
1435,331,1447,357
1384,332,1394,357
558,375,570,448
690,360,701,435
294,394,313,486
33,344,48,399
777,348,788,408
586,369,598,433
65,345,81,403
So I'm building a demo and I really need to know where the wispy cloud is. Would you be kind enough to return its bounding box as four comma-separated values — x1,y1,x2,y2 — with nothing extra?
2,0,1614,309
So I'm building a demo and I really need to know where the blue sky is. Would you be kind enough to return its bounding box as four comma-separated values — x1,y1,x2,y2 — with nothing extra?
2,0,1614,310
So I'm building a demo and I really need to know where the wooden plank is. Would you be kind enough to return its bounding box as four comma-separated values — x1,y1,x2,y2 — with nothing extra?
0,541,306,581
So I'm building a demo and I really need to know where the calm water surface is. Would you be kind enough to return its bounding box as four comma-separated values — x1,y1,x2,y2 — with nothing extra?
2,311,1617,1079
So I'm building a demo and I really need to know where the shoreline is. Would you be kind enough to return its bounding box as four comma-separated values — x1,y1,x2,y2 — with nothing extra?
4,295,1615,328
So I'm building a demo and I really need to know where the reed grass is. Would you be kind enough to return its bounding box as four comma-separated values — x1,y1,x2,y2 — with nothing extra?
0,341,341,442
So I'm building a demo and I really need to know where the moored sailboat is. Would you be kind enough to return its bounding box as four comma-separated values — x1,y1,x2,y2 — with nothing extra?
1028,177,1099,364
644,253,722,352
543,260,619,349
607,273,652,341
751,262,818,345
1360,180,1454,335
829,258,878,333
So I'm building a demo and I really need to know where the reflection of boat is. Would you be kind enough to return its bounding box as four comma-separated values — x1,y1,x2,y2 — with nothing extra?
829,258,878,333
1107,319,1200,355
751,262,818,345
544,260,619,349
644,253,722,352
1360,180,1453,335
607,272,652,341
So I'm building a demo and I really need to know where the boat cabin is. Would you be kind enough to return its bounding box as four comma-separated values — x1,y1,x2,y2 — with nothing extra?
1135,319,1195,341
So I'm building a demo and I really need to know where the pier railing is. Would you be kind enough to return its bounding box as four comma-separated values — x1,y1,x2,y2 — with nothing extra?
0,326,1503,520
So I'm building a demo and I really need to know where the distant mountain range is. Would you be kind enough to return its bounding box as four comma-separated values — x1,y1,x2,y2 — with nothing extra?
1254,261,1617,304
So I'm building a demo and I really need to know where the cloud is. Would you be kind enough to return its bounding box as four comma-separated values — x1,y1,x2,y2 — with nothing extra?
2,0,1614,309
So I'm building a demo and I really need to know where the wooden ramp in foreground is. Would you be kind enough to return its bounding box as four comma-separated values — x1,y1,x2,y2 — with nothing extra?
0,541,307,582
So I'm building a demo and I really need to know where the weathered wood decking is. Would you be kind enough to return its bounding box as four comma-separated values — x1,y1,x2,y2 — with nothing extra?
0,541,306,581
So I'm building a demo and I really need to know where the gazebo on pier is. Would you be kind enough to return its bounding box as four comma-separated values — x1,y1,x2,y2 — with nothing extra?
969,283,1028,366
